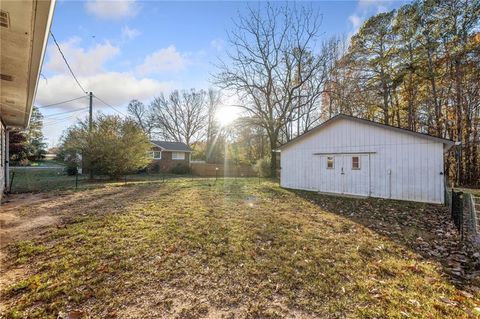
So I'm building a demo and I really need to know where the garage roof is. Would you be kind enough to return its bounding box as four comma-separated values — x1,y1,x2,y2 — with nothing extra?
278,114,456,150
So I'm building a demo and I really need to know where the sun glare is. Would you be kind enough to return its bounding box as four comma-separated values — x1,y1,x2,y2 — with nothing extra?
215,106,240,127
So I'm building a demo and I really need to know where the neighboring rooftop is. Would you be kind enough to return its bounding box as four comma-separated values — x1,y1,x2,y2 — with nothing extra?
151,140,192,152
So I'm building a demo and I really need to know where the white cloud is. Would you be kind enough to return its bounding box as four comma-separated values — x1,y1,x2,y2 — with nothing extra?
136,45,187,75
39,36,172,110
349,14,362,31
358,0,387,9
210,39,224,51
348,14,363,38
36,72,172,110
121,26,140,41
85,0,139,20
347,0,394,40
46,37,120,76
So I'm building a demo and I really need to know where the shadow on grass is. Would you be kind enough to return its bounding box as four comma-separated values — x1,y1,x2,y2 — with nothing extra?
264,185,479,289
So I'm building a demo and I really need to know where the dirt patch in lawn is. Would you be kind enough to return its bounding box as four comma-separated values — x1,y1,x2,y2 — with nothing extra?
1,179,480,318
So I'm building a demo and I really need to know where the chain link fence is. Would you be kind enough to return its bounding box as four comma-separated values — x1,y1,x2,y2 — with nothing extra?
8,168,175,193
445,183,480,248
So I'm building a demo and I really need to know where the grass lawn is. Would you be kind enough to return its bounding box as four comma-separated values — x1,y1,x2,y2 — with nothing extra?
1,179,479,318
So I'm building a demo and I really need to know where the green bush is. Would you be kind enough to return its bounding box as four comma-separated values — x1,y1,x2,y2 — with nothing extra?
253,157,271,177
171,163,191,175
65,166,78,176
60,115,152,179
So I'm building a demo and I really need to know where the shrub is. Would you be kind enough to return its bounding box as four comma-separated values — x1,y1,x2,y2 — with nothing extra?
171,163,191,175
18,158,31,167
65,165,78,176
253,157,271,177
60,115,152,179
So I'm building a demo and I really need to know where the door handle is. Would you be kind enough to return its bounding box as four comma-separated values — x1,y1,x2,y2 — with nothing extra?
341,167,344,175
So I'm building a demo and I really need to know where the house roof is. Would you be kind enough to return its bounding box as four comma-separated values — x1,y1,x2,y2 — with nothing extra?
0,0,56,128
278,114,456,151
151,140,192,152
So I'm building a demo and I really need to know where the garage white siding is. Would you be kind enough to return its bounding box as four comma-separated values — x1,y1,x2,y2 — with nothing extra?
280,117,448,204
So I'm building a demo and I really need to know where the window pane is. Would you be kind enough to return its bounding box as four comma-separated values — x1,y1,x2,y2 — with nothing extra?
352,156,360,169
173,152,185,160
327,156,334,169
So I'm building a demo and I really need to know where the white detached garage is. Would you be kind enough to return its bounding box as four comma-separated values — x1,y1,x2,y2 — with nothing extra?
279,114,455,204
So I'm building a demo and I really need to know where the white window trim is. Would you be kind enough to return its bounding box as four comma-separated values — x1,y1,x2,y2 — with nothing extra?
172,152,185,160
151,151,162,160
326,156,334,169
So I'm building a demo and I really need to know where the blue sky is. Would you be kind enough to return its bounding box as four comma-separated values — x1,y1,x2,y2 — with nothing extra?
37,0,409,146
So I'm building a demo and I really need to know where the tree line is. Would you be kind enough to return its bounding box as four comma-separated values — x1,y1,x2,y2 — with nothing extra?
325,0,479,185
214,0,479,184
21,0,477,184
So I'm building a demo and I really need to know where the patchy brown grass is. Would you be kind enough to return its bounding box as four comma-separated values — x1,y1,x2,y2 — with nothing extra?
1,179,479,318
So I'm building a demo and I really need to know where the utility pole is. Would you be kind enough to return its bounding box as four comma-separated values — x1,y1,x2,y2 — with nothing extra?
88,92,93,179
89,92,93,131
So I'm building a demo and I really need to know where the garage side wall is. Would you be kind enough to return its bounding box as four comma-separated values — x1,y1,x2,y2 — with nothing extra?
280,119,445,204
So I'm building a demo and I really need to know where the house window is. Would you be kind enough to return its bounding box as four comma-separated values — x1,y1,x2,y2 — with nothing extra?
326,156,334,169
352,156,360,170
172,152,185,160
151,151,161,159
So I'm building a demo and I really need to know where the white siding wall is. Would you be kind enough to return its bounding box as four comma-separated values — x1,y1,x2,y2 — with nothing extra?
280,119,445,204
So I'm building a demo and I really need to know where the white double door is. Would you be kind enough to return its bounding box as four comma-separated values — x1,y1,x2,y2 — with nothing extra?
318,154,370,196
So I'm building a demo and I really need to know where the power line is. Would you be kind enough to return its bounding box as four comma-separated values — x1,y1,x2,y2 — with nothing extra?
92,94,126,117
43,112,88,124
44,116,81,125
44,116,86,126
43,109,89,125
39,96,87,108
50,31,88,94
44,107,89,118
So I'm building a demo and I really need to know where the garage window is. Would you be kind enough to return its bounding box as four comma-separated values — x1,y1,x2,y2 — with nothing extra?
327,156,334,169
352,156,360,170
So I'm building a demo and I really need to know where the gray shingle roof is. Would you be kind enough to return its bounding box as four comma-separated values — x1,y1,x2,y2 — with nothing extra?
151,140,192,152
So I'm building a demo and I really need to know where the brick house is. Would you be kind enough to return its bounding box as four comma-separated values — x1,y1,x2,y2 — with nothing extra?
148,141,192,172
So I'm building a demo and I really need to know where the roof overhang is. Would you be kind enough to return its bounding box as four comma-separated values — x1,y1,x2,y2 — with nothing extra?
0,0,56,128
278,114,456,152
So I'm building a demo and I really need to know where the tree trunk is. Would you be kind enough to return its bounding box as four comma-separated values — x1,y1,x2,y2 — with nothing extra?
269,131,278,178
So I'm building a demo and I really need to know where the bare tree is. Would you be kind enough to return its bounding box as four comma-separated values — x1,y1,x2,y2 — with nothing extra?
206,89,222,162
214,3,328,176
127,100,156,138
151,89,207,146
